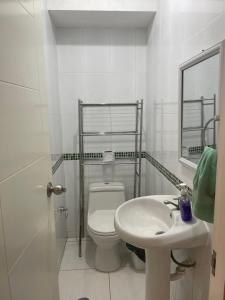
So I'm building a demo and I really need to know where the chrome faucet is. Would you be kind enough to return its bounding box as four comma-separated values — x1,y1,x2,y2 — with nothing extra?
164,200,180,210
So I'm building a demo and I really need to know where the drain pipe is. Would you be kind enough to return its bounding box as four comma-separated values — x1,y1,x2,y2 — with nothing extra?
170,251,196,281
171,251,196,268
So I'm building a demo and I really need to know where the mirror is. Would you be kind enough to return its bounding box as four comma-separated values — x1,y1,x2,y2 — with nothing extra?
179,44,223,169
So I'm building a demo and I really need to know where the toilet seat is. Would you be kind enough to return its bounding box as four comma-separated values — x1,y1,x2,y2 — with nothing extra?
88,210,117,236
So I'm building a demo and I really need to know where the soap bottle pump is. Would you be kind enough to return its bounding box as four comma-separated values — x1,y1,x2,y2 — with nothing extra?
178,183,192,222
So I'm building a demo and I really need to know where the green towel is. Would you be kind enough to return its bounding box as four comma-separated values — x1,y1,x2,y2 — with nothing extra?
192,146,217,223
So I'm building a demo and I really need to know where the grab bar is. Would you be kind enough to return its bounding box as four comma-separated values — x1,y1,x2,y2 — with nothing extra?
203,115,220,147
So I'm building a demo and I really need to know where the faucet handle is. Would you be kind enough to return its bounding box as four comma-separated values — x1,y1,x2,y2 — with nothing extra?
173,197,180,201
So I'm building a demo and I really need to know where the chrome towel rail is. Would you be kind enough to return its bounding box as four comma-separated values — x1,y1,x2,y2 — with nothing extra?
203,115,220,147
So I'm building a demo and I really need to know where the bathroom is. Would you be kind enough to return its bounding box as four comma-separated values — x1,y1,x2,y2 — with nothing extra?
1,0,225,300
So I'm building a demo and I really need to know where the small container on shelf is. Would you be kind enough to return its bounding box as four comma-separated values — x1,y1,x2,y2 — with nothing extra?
102,151,115,163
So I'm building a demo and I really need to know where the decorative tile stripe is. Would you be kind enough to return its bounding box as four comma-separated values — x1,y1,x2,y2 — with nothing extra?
51,153,62,162
188,146,203,154
63,151,145,161
64,153,80,160
115,151,145,159
52,154,64,175
64,153,102,160
145,151,192,196
53,151,192,195
188,145,214,154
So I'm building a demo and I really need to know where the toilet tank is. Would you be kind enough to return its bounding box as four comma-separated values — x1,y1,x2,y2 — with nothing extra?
88,182,125,212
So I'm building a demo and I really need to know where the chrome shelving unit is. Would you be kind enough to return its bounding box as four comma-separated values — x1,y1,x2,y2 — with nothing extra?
78,99,143,257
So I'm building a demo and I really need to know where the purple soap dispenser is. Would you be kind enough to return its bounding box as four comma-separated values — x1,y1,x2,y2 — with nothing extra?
178,183,192,222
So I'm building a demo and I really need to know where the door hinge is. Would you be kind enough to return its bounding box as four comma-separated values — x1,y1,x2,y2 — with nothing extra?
211,250,217,276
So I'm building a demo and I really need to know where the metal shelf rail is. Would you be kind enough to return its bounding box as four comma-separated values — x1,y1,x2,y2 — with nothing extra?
78,99,143,257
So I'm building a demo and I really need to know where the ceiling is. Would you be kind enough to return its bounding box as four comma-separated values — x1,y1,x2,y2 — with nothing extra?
49,10,156,28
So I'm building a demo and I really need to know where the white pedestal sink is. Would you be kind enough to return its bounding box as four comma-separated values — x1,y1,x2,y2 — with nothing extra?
114,195,209,300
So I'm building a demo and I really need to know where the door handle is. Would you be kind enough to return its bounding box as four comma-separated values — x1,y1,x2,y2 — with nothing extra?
47,182,66,197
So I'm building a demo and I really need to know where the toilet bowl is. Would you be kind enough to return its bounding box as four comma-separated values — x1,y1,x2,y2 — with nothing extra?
87,182,125,272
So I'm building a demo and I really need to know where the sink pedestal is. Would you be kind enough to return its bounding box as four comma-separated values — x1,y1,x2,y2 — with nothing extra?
145,249,170,300
115,195,209,300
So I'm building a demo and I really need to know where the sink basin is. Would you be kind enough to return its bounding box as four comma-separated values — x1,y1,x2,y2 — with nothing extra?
114,195,209,250
114,195,209,300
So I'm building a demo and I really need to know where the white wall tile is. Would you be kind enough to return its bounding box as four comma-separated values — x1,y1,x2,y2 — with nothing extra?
110,29,135,73
135,72,146,99
108,73,135,101
162,114,178,132
84,28,110,73
146,1,225,182
145,3,225,298
135,29,147,73
57,28,85,73
58,74,86,116
63,161,79,238
61,114,78,153
53,162,67,269
83,73,111,101
57,27,147,155
48,114,64,155
57,27,147,237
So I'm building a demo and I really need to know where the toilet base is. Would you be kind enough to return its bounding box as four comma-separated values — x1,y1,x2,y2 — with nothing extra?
95,244,121,272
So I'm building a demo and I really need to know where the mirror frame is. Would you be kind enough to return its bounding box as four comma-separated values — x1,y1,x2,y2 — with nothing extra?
178,41,225,170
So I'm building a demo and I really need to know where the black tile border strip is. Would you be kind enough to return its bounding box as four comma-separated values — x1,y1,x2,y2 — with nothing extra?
52,151,143,174
52,151,192,196
188,145,215,154
52,154,64,175
63,151,145,160
63,153,80,160
144,151,192,196
188,146,204,154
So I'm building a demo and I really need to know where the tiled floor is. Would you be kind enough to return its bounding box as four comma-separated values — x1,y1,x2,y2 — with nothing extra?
59,239,145,300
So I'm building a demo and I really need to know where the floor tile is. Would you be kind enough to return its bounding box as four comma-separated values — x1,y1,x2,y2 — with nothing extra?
59,269,110,300
60,240,95,270
109,265,145,300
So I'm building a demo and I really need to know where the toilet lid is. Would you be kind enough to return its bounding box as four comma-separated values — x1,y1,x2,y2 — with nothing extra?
88,210,116,235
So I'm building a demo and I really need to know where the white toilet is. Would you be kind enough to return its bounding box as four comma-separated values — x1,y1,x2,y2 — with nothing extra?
87,182,125,272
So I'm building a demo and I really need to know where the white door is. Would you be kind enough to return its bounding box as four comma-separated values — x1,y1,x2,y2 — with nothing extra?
0,1,60,300
209,44,225,299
